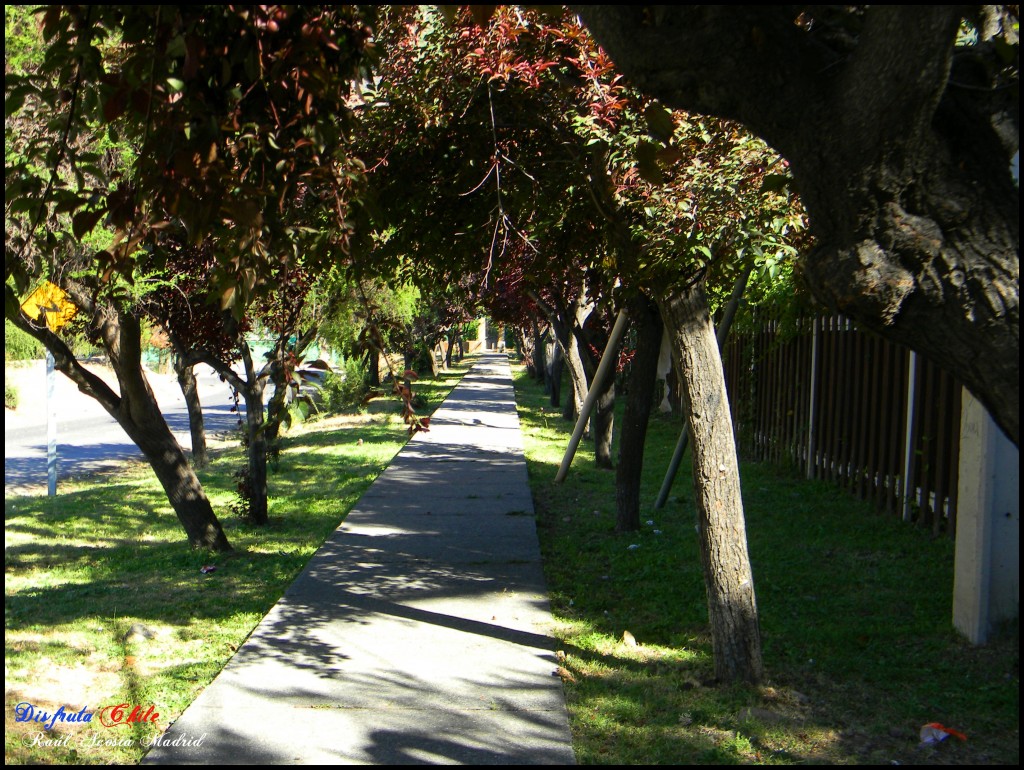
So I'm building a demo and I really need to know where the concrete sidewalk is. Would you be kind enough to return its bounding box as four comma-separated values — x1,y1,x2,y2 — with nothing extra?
146,353,575,765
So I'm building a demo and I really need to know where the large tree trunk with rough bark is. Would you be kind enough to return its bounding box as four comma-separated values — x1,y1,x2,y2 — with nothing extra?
5,288,232,551
616,294,663,532
658,281,763,684
125,407,231,549
173,352,209,469
576,5,1019,447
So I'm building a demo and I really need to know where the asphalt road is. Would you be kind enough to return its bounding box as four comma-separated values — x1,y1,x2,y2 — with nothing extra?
4,362,241,494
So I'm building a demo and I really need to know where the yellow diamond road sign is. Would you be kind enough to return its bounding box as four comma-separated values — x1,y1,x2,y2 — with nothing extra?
21,280,78,331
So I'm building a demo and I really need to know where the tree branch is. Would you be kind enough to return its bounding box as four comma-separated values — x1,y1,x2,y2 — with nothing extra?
573,5,829,156
526,289,556,321
4,284,122,415
838,6,961,162
192,350,248,393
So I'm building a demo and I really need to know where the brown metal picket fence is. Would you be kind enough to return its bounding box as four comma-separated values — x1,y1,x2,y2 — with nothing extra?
721,315,963,537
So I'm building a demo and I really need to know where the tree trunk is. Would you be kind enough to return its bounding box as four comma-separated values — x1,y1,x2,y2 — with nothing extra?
530,319,545,382
127,412,232,551
263,359,289,447
577,321,616,469
658,281,763,684
243,393,269,525
425,339,441,378
445,329,457,368
547,337,564,409
173,352,209,469
96,319,232,552
581,335,610,468
655,264,753,510
592,376,615,468
527,289,591,424
516,327,529,372
192,338,272,527
616,295,663,531
562,334,587,424
5,288,232,551
367,349,381,387
238,340,269,526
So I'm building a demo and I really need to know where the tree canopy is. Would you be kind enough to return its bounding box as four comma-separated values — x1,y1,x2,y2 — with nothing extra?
6,5,376,309
5,5,382,549
5,3,1015,681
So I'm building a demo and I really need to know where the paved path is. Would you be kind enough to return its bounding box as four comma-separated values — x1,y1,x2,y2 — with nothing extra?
146,353,575,765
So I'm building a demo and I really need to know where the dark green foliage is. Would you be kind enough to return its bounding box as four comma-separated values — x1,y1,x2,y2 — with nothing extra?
317,359,372,414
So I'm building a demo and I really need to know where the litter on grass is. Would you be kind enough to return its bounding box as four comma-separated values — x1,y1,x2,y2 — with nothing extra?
919,723,967,745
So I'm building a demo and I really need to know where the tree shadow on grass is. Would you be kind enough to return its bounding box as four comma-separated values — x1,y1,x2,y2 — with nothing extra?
513,368,1020,764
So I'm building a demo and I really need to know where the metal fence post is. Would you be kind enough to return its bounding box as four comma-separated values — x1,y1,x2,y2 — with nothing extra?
806,317,819,480
901,351,919,522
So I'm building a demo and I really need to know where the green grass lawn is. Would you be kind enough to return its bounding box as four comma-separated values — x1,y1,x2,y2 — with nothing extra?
5,357,1017,765
4,363,469,765
512,363,1018,765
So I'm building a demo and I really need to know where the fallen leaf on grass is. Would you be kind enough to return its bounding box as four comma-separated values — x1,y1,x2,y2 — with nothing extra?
553,666,576,683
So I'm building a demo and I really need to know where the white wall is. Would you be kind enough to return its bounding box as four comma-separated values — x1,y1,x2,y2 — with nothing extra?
953,390,1020,643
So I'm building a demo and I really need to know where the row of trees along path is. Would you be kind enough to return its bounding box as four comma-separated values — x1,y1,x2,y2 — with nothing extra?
5,6,1017,685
